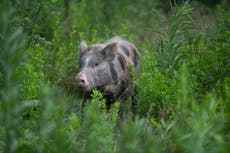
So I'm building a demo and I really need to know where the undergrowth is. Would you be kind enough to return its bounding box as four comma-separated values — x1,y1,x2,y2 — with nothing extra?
0,0,229,153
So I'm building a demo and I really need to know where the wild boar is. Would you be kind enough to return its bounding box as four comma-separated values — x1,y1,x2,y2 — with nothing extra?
75,36,140,104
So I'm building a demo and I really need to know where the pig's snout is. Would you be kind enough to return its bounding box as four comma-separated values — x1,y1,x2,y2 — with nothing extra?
75,74,89,89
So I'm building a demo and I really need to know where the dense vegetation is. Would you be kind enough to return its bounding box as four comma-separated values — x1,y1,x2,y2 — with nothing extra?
0,0,230,152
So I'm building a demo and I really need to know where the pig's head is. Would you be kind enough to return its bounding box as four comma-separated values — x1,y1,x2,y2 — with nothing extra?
75,40,117,92
78,40,106,68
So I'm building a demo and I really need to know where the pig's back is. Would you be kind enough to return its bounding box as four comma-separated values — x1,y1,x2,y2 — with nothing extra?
105,36,141,74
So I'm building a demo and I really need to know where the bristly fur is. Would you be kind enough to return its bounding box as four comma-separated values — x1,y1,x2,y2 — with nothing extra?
76,36,141,104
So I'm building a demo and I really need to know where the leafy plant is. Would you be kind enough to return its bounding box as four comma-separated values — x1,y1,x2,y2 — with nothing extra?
0,1,27,152
154,1,194,72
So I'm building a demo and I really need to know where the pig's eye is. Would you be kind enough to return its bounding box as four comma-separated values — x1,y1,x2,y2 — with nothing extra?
95,63,99,66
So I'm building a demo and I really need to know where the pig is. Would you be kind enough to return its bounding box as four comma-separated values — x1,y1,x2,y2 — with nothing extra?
75,36,140,104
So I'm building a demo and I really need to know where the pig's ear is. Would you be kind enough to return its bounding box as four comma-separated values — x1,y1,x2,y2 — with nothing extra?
102,43,117,57
80,40,87,53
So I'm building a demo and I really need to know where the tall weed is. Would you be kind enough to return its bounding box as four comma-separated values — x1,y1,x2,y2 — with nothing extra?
0,1,27,152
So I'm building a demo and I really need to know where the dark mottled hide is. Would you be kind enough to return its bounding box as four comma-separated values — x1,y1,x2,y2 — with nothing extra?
75,36,141,103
